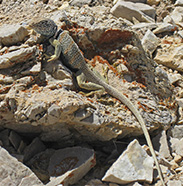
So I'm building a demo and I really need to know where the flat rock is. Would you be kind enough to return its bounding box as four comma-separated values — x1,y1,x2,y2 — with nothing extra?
0,146,43,186
47,146,96,186
0,24,28,46
0,46,36,69
110,0,154,23
102,139,154,184
153,23,178,34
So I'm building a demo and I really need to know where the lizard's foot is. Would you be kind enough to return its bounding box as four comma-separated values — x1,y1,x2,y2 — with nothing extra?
79,89,104,98
44,53,59,62
47,54,59,62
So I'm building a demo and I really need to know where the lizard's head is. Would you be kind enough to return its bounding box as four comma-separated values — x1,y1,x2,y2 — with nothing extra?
29,18,57,37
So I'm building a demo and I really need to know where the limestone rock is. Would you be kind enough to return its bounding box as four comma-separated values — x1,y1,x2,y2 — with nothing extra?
167,180,182,186
141,29,160,54
102,139,154,184
0,46,36,69
0,24,28,46
169,125,183,139
170,137,183,157
69,0,92,7
152,130,172,160
0,146,43,186
168,73,182,85
171,7,183,24
110,0,154,23
153,23,178,34
175,0,183,6
154,44,183,72
47,146,96,186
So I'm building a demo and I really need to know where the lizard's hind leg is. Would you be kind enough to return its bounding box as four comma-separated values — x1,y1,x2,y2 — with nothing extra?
76,70,105,97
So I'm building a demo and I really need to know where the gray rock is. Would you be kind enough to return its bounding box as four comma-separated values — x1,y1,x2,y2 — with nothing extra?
141,29,160,54
134,3,156,19
21,62,41,75
69,0,92,7
152,130,172,160
86,179,108,186
9,130,22,150
0,24,28,46
169,125,183,139
153,23,178,34
170,137,183,157
110,0,154,23
0,46,36,69
47,146,95,186
23,137,46,163
102,139,154,184
0,146,43,186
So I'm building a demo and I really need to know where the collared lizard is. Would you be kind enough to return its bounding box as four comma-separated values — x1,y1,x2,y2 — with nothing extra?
29,18,165,186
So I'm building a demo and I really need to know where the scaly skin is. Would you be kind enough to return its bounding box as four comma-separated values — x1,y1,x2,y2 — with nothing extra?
29,18,165,186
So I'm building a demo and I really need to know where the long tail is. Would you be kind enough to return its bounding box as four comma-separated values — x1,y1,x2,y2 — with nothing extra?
83,64,165,186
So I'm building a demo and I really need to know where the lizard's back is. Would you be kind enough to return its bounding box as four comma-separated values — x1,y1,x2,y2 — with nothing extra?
58,30,85,71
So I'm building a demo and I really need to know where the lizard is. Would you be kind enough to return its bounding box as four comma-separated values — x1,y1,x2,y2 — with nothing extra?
29,18,165,186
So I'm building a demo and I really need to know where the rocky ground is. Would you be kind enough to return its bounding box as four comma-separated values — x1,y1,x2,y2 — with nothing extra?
0,0,183,185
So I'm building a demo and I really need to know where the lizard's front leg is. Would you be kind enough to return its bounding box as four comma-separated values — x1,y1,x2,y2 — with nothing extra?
46,38,62,62
76,70,105,97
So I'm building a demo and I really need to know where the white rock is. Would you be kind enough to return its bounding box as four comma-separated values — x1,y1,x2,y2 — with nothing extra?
47,146,95,186
131,22,157,30
102,139,154,184
168,73,182,85
141,29,160,54
0,24,28,46
110,1,154,23
175,0,183,6
0,146,43,185
171,7,183,24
